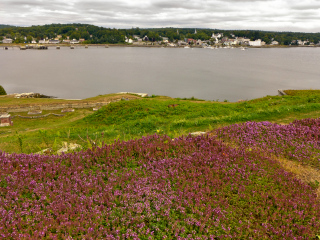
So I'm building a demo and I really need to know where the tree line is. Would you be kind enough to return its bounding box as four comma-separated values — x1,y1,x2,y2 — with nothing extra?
0,23,319,45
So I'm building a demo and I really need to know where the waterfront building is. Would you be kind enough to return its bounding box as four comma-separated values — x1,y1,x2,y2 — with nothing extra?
39,39,49,44
70,39,80,44
249,39,264,46
49,40,60,44
2,38,13,44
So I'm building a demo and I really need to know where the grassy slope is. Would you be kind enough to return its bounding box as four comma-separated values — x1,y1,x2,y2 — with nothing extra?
0,93,139,107
0,90,320,153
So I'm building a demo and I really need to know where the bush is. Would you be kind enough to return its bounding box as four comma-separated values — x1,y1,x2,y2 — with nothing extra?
0,85,6,95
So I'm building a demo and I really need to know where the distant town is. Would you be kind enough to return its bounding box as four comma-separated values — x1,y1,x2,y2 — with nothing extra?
1,23,320,47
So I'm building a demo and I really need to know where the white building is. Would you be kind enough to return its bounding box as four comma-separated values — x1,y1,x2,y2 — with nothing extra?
211,33,223,44
177,40,187,46
39,39,48,44
2,38,13,44
236,37,250,45
212,33,223,39
162,37,169,43
297,40,309,45
49,40,60,44
70,39,79,44
249,39,262,46
125,37,133,43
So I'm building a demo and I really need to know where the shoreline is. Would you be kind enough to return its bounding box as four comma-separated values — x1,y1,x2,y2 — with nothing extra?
1,43,319,49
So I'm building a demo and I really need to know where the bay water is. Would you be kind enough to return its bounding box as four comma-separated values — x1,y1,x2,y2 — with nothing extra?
1,46,319,102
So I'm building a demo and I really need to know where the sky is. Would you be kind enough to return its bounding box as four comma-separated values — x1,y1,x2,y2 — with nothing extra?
1,0,320,32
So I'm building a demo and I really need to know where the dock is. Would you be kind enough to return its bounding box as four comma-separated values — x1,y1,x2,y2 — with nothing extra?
278,89,287,96
25,45,48,50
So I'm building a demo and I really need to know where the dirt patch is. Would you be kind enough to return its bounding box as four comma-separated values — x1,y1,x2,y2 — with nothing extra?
275,156,320,197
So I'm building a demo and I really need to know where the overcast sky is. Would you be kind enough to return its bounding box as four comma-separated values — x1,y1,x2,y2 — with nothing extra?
1,0,320,32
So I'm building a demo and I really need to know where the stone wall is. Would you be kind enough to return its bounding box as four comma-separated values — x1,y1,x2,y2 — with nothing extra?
0,100,121,113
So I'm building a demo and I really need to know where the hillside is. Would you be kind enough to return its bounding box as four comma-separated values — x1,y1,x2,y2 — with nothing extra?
1,120,320,238
0,90,320,154
1,90,320,238
0,23,320,45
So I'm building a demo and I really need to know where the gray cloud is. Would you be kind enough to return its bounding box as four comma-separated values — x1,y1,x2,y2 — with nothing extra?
0,0,319,32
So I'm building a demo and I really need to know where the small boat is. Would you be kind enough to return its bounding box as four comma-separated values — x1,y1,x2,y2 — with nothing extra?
56,46,60,49
70,46,74,49
240,47,245,51
184,46,190,49
4,47,8,50
85,45,88,48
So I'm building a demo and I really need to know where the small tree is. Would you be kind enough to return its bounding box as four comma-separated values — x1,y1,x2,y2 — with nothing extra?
0,85,7,95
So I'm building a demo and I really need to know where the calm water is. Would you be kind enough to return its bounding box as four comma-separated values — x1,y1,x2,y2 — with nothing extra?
1,46,320,102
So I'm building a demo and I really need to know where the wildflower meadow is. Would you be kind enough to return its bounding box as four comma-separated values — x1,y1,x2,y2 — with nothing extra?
1,119,320,239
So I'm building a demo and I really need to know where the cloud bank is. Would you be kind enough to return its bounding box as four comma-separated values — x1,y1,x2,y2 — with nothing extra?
1,0,319,32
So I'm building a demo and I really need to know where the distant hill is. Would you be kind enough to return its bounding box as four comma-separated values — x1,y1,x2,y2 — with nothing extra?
0,23,319,45
0,24,16,29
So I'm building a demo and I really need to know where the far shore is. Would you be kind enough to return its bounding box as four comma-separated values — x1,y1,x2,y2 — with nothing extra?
1,43,320,49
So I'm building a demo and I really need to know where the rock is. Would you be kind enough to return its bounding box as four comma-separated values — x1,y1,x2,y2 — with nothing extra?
190,131,207,136
14,92,53,98
57,142,82,154
117,92,148,97
15,92,35,98
61,108,75,113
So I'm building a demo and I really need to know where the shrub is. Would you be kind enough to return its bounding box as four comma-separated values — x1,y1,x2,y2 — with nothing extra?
0,85,6,95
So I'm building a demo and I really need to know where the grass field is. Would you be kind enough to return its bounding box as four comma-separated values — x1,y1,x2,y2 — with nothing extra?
1,90,320,153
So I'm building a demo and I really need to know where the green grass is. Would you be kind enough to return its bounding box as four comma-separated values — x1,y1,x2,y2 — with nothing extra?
284,89,320,97
0,93,140,107
1,92,320,153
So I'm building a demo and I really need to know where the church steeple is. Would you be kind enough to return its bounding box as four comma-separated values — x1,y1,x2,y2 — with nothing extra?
194,29,197,34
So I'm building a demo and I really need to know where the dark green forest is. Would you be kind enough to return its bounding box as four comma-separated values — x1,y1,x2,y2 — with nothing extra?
0,23,319,45
0,24,15,29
